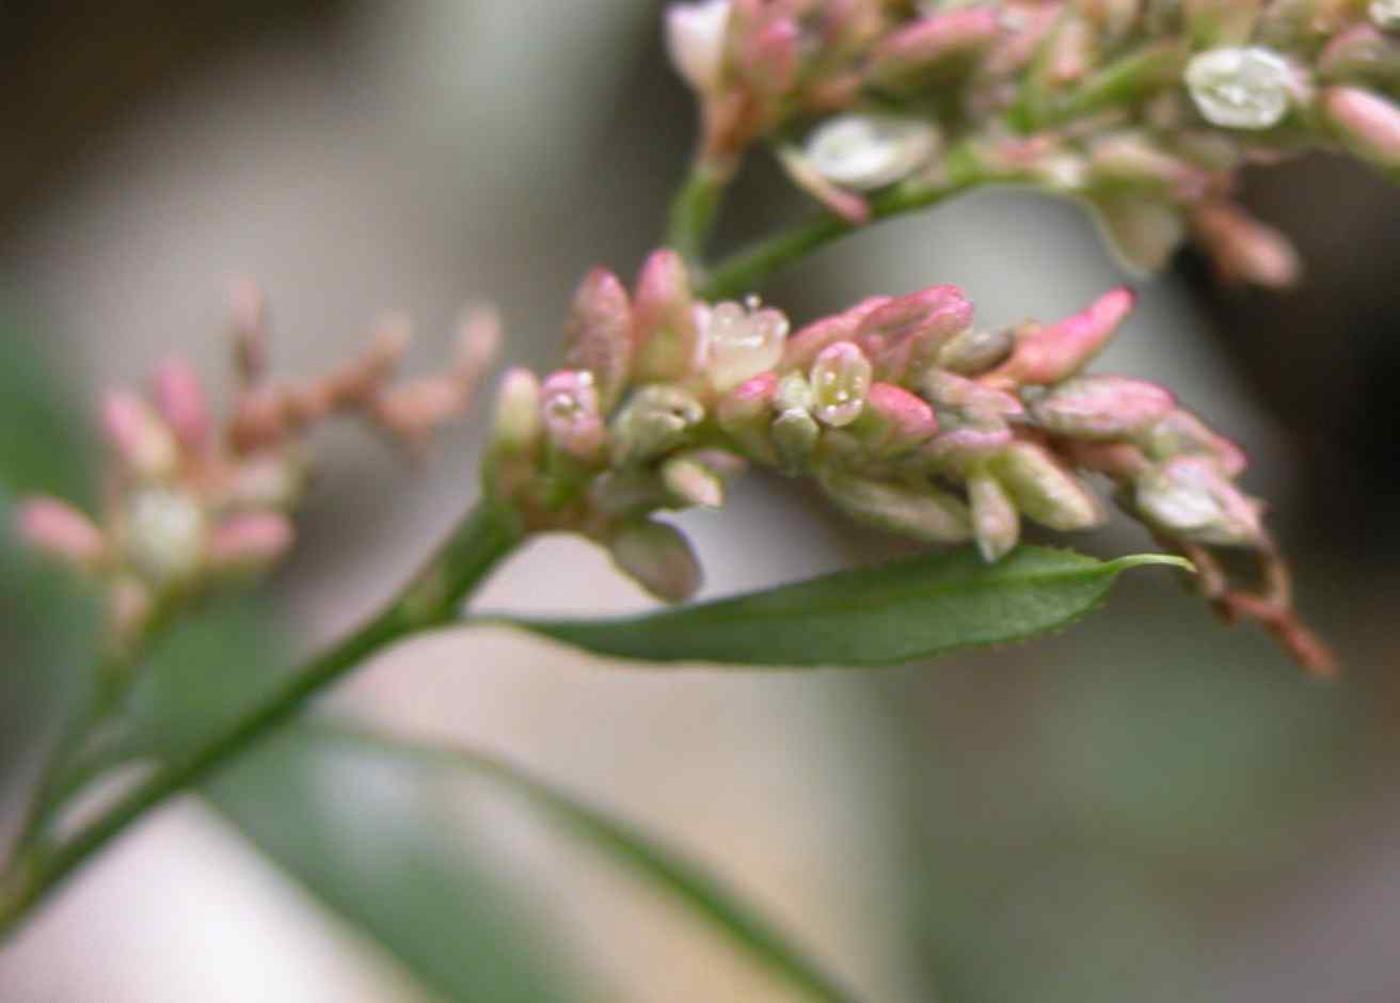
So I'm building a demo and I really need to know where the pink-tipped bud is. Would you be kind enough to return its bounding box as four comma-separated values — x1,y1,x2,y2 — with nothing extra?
993,441,1103,531
608,519,702,603
818,471,972,544
922,370,1024,424
1323,86,1400,169
1140,409,1248,477
776,146,872,224
565,268,634,408
206,512,294,571
1318,25,1399,84
737,15,799,101
967,471,1021,562
540,370,606,462
152,357,213,452
717,371,779,463
16,497,106,567
810,342,872,427
666,0,733,95
632,250,701,383
1030,375,1177,440
103,390,179,478
985,287,1136,389
1088,133,1211,199
1190,202,1301,288
1134,456,1263,546
868,9,1002,90
855,383,940,454
781,297,888,370
857,285,974,381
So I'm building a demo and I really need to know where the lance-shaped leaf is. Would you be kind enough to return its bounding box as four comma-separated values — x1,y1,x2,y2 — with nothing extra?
308,724,856,1003
493,547,1191,668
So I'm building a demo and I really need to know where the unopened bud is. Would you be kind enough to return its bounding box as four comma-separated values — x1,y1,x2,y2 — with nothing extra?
737,15,799,101
1185,46,1296,130
1184,0,1263,46
984,287,1136,388
857,285,973,380
936,327,1013,376
1140,409,1248,476
1030,375,1176,440
967,471,1021,562
1190,202,1301,288
104,390,179,478
869,9,1002,90
16,497,106,567
491,368,544,456
608,519,702,603
993,441,1103,531
662,455,725,508
541,370,606,462
781,297,889,370
123,486,207,587
717,371,779,462
152,357,212,452
799,114,939,192
612,384,705,466
922,370,1024,424
206,512,294,571
564,268,633,408
810,342,872,427
818,471,972,544
776,146,872,224
666,0,732,94
1323,86,1400,168
1089,192,1188,273
633,250,701,382
771,408,821,473
1088,133,1211,198
854,383,940,455
1134,456,1262,545
703,298,789,391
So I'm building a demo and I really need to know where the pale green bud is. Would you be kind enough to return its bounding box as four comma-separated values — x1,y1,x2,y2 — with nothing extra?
818,471,972,544
993,442,1103,531
608,519,702,603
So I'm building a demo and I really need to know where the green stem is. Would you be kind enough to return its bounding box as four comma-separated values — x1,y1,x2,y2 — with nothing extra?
0,498,525,940
667,163,730,270
700,161,986,301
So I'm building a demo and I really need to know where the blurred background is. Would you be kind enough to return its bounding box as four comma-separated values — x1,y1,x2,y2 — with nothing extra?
0,2,1397,1000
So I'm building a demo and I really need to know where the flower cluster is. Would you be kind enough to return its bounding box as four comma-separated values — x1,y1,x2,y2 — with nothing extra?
485,250,1332,674
668,0,1400,284
16,283,497,654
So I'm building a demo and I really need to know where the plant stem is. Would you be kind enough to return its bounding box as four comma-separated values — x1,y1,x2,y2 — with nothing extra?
0,498,524,940
667,163,729,269
699,166,984,301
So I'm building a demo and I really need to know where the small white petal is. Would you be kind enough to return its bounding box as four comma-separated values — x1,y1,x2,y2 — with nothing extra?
1185,47,1295,131
803,114,939,191
666,0,732,94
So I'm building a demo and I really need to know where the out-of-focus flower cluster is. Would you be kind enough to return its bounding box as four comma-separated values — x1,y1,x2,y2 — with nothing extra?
485,250,1332,674
668,0,1400,284
17,283,497,654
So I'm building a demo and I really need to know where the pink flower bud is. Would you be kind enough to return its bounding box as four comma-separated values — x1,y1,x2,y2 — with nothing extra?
967,471,1020,562
810,342,872,427
103,390,179,478
856,285,974,380
1133,456,1263,546
1088,133,1212,199
15,497,106,567
206,512,294,570
736,15,799,101
152,357,213,452
1059,440,1151,480
921,370,1024,424
632,250,701,382
1140,409,1247,477
564,268,634,408
984,287,1136,389
993,441,1103,531
781,297,888,370
666,0,733,95
662,455,725,508
1030,375,1176,440
540,370,606,462
776,146,872,224
818,470,972,544
868,8,1002,90
855,383,940,454
717,371,779,463
921,425,1015,475
1323,86,1400,169
1190,202,1300,288
608,519,702,603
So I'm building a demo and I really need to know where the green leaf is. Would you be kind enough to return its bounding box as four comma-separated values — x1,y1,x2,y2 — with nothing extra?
311,723,856,1003
496,547,1191,668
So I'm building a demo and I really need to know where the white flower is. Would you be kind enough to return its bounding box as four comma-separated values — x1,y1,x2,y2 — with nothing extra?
665,0,732,95
1185,47,1295,131
802,114,939,191
124,487,207,586
702,298,790,392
